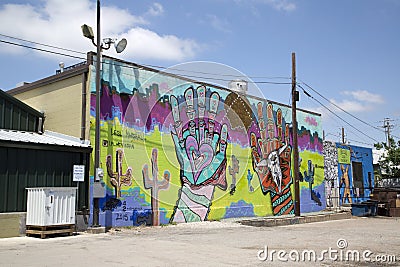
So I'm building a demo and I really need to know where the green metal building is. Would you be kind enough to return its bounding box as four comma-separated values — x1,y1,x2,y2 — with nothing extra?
0,89,92,237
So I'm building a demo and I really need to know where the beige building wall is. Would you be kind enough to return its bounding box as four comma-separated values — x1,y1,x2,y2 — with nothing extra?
12,75,87,139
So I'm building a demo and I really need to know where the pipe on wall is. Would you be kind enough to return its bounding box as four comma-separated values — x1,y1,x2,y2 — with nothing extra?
81,70,88,141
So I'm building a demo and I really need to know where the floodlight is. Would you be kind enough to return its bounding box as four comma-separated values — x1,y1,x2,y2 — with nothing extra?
81,24,94,40
115,38,127,53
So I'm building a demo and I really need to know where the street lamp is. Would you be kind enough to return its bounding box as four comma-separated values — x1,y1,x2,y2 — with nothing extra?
81,0,127,227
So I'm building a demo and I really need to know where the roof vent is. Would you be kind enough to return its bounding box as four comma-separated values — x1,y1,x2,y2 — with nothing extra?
15,82,30,87
59,62,65,73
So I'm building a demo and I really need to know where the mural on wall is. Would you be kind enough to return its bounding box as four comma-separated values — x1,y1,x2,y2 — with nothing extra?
142,148,170,226
170,86,228,223
339,164,352,204
323,141,338,207
250,102,294,216
106,148,133,198
247,169,254,192
324,142,374,206
88,57,325,227
229,155,240,195
299,159,322,206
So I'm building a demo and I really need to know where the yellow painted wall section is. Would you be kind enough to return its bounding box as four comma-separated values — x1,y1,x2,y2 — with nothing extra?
13,75,84,139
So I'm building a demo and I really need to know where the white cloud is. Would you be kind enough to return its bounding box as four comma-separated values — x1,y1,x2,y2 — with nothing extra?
314,89,384,118
146,3,164,17
342,90,385,104
0,0,199,63
262,0,296,12
330,99,370,112
206,14,232,33
234,0,296,12
118,28,199,61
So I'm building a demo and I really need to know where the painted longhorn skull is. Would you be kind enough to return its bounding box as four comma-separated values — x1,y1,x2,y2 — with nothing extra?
255,144,288,194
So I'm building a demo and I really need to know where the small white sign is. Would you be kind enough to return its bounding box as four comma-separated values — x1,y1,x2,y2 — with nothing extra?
73,165,85,182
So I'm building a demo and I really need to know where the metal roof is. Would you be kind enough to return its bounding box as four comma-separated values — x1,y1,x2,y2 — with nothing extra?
0,129,91,148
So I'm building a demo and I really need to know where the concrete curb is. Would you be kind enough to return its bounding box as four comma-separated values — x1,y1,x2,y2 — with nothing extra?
86,227,106,234
239,212,352,227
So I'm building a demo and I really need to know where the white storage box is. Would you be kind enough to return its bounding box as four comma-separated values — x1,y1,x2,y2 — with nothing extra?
26,187,77,226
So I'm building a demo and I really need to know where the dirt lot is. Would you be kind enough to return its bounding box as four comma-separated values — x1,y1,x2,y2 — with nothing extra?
0,216,399,266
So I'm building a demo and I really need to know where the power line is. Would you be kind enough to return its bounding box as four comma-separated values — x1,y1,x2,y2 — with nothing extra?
0,33,293,82
329,131,374,146
299,80,385,133
2,34,394,143
0,39,85,60
0,33,86,55
137,62,292,81
297,84,380,143
1,37,292,87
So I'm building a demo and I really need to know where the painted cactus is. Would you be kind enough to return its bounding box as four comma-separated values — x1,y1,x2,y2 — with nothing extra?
142,148,170,226
229,155,239,195
106,148,133,198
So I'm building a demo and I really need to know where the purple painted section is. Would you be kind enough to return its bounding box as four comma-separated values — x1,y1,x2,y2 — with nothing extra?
298,126,323,153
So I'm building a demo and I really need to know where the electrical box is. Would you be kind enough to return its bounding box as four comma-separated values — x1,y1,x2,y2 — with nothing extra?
95,167,104,181
93,182,106,198
26,187,77,226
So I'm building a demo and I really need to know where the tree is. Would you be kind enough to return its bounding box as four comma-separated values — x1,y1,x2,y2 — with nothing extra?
374,137,400,177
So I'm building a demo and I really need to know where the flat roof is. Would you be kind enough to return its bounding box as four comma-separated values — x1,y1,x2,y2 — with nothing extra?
0,129,91,152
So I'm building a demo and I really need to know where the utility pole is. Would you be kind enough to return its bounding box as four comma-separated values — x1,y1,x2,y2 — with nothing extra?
342,127,345,144
382,118,394,148
291,52,300,217
92,0,101,228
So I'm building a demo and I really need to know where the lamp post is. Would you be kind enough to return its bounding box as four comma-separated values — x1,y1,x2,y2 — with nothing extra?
81,0,127,227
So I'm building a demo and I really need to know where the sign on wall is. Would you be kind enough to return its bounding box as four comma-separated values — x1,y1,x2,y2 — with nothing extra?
337,148,350,164
73,165,85,182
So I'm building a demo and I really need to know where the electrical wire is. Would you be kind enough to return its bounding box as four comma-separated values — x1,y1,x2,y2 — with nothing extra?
0,39,86,60
135,62,292,81
297,84,380,143
1,34,396,144
299,80,400,142
0,33,86,55
1,37,293,87
0,33,292,82
299,80,385,133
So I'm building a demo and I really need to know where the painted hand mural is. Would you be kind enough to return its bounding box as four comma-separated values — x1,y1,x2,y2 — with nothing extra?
170,86,228,222
250,102,295,216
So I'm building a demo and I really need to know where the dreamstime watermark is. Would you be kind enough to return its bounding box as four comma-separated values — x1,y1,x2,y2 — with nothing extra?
257,238,397,263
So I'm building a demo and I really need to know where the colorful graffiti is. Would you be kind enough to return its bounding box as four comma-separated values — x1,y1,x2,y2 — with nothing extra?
339,164,352,204
323,141,338,207
250,102,294,216
142,148,170,226
170,86,228,222
299,159,322,206
106,148,133,198
324,141,374,206
88,57,325,227
229,155,239,195
247,169,254,192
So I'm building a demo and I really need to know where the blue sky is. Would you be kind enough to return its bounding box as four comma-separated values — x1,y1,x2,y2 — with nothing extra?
0,0,399,147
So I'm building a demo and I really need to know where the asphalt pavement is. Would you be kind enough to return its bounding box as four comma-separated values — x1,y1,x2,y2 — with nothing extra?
0,216,399,266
